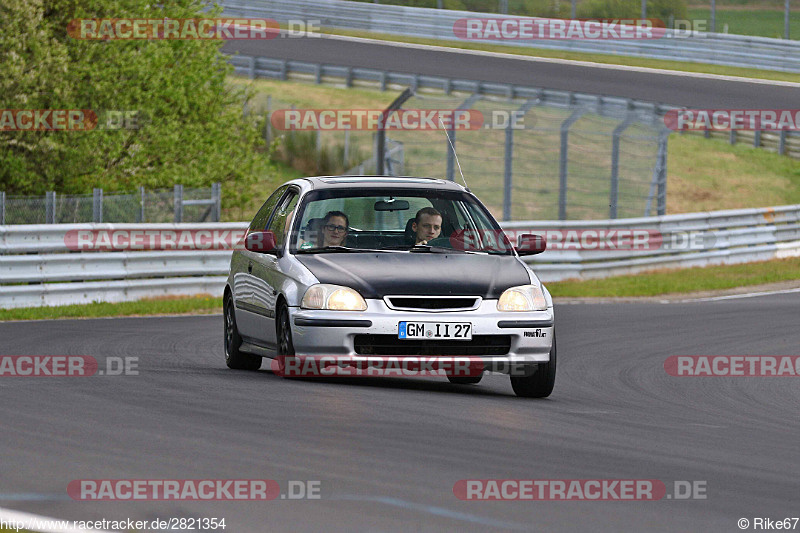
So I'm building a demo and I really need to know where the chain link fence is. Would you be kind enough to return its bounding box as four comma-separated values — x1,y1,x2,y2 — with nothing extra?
240,89,666,221
0,185,221,225
377,92,667,221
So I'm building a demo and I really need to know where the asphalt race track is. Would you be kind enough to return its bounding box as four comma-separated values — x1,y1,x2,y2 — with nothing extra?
224,35,800,108
2,292,799,532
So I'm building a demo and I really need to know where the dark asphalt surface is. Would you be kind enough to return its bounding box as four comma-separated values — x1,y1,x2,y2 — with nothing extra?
224,35,800,108
1,292,799,532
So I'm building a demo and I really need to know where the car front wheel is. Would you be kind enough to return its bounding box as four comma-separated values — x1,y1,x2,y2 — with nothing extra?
274,303,296,377
510,333,556,398
224,294,262,371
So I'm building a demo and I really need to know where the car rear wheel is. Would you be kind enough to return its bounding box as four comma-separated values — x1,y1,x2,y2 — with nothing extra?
510,334,556,398
224,294,262,370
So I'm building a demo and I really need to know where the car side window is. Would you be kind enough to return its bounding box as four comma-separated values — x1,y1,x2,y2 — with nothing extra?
249,186,288,233
267,190,300,249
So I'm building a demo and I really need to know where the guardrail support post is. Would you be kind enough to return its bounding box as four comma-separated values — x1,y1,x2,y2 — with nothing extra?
503,123,514,221
93,188,103,223
279,60,287,81
212,182,222,222
657,131,669,216
610,114,637,219
138,186,145,223
729,129,737,145
376,88,414,175
754,130,762,148
559,107,586,220
46,191,56,224
779,130,787,155
0,191,5,225
174,185,183,223
248,56,255,79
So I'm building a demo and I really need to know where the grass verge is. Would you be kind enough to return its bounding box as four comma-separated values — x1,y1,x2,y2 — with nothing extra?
546,256,800,297
0,295,222,322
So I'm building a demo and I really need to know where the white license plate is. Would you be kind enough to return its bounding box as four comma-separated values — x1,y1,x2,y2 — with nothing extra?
398,322,472,340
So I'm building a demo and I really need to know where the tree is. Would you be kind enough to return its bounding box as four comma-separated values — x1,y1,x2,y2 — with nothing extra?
0,0,270,202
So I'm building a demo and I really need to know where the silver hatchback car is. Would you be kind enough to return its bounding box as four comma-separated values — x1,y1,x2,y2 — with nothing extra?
224,176,556,397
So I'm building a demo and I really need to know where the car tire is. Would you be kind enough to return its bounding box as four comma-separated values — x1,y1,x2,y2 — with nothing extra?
447,374,483,385
224,294,262,370
510,333,556,398
275,303,296,377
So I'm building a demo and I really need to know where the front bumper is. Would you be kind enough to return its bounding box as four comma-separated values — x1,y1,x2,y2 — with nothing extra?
289,298,554,371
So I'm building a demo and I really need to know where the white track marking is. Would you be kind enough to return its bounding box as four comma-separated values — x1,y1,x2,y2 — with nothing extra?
679,287,800,302
0,506,113,533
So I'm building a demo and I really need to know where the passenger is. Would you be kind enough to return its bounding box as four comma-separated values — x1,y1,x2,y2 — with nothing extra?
320,210,349,247
412,207,442,245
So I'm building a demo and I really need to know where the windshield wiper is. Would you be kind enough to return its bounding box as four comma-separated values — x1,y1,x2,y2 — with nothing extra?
408,245,473,254
295,246,402,254
295,246,362,254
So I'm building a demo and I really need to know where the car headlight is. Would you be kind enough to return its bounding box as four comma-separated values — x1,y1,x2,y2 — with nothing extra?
497,285,548,312
301,284,367,311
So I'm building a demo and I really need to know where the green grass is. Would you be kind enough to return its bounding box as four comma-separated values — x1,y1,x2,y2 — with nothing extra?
688,8,800,39
546,256,800,297
312,27,800,83
0,295,222,322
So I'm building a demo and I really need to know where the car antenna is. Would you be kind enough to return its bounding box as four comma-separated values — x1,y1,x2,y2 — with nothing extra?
438,116,469,190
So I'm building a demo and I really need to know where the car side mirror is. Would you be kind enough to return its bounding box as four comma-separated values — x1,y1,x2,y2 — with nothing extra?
245,231,278,254
516,234,546,256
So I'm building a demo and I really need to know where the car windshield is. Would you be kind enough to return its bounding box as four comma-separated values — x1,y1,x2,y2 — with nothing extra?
289,187,514,255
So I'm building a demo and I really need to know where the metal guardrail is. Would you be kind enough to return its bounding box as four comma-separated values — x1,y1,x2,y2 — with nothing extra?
220,0,800,73
2,204,800,307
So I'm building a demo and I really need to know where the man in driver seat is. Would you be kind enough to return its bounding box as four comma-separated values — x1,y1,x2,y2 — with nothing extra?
412,207,442,245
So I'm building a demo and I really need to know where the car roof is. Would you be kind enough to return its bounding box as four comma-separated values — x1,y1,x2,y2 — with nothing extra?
297,176,468,191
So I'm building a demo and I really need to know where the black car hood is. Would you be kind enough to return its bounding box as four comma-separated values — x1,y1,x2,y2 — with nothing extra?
295,252,531,299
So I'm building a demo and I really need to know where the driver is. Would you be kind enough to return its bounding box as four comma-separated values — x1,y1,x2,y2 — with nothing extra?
320,211,349,247
412,207,442,245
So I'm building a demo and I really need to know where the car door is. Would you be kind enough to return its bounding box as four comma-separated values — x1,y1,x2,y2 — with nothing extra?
248,188,300,349
233,186,287,343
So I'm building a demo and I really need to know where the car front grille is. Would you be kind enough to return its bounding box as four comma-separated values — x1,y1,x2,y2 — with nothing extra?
384,296,480,311
354,334,511,356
